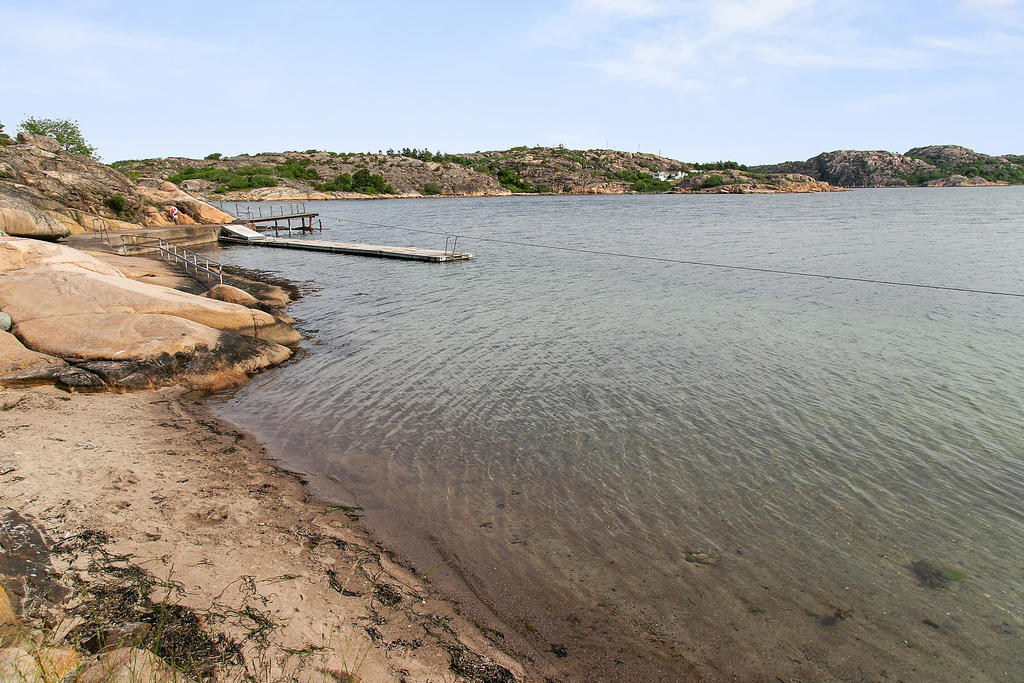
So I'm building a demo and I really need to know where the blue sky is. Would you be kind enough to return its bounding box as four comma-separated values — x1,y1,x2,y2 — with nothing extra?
1,0,1021,164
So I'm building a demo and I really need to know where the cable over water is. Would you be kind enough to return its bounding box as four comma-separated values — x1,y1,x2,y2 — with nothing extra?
337,217,1024,299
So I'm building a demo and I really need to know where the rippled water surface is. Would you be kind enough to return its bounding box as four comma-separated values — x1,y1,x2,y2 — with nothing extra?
210,190,1024,680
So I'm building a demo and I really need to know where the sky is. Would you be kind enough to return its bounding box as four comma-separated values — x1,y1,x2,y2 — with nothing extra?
1,0,1021,164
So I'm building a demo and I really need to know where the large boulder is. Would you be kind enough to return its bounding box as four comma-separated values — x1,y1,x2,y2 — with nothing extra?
13,313,225,361
200,283,260,307
0,263,300,346
12,313,291,390
0,189,70,238
0,331,66,385
0,237,124,277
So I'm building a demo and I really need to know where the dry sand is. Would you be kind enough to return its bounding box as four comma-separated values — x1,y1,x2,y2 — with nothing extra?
0,384,534,681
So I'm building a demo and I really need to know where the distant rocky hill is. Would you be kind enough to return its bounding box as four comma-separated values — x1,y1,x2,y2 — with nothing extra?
112,147,841,200
755,145,1024,188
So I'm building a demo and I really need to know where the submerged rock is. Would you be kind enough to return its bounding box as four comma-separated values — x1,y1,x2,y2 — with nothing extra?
911,560,966,588
684,550,717,566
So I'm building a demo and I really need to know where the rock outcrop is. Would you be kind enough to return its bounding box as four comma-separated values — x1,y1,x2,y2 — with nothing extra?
0,236,124,276
757,150,936,187
756,145,1024,187
0,330,66,384
0,135,234,239
0,188,71,238
669,170,839,194
0,237,299,391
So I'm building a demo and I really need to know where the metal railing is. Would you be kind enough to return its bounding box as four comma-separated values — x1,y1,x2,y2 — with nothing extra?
92,216,110,247
232,202,307,220
156,239,224,284
444,234,462,258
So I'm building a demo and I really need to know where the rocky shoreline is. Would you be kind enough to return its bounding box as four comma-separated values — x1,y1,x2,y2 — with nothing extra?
0,133,538,681
0,240,536,681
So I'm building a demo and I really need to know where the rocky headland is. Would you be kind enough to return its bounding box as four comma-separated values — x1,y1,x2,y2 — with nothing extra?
113,147,842,201
0,132,236,240
755,144,1024,187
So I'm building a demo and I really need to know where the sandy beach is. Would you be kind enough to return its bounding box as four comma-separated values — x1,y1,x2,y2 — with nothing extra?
0,384,531,681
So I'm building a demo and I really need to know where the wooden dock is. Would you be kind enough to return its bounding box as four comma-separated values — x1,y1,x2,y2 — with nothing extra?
219,226,473,262
231,203,322,234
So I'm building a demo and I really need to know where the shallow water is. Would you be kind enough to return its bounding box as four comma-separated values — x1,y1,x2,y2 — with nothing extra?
209,190,1024,680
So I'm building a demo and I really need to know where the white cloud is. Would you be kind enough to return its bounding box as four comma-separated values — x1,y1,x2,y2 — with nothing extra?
531,0,1024,92
574,0,669,16
960,0,1018,7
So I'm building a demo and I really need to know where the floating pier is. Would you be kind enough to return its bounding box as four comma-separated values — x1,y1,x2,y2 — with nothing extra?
219,225,473,262
229,203,322,235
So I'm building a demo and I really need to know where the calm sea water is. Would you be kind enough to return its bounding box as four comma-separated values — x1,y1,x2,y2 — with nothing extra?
209,190,1024,680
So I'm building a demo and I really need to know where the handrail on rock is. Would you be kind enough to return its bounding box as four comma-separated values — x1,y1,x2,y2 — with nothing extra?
154,239,224,285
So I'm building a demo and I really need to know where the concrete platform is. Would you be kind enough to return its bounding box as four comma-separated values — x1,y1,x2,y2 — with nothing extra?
219,234,473,262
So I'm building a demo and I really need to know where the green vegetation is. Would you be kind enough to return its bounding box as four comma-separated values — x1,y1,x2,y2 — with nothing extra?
272,158,319,181
351,168,395,194
204,152,222,160
316,172,352,192
495,167,547,193
630,176,673,193
941,567,967,582
168,165,278,194
700,174,725,189
421,182,443,195
394,147,476,168
691,161,746,171
0,121,11,146
901,157,1024,186
607,170,673,193
104,192,129,217
18,116,98,158
316,173,352,192
315,169,395,194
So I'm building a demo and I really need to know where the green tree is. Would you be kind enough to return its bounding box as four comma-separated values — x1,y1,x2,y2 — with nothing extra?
18,117,98,158
0,121,11,146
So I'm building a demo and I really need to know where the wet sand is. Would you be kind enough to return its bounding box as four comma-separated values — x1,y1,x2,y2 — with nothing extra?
0,385,529,681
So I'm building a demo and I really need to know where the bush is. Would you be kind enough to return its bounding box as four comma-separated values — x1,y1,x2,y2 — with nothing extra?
18,116,98,158
629,176,673,193
0,121,11,146
273,159,319,181
351,169,395,194
204,152,222,160
421,182,443,195
104,193,129,216
496,167,544,193
168,165,280,192
700,174,725,189
316,173,353,192
691,161,746,171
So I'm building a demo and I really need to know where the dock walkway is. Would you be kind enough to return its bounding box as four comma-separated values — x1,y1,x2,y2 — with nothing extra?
219,227,472,262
